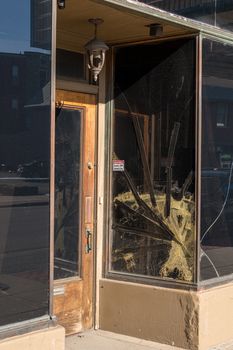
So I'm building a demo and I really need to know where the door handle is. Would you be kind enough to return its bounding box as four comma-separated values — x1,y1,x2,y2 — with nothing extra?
85,228,92,254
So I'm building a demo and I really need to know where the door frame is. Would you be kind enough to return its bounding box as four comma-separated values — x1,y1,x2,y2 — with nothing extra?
53,88,97,334
54,76,106,331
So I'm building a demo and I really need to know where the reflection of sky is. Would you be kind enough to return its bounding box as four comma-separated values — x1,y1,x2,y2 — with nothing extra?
0,1,49,54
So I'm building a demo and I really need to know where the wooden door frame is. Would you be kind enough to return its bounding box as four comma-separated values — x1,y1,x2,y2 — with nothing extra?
53,89,97,334
54,74,107,332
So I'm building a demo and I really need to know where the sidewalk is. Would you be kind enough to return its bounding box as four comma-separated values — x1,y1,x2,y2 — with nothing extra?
66,330,185,350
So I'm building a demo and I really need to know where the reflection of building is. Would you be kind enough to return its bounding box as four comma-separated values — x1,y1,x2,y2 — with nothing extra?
0,51,50,169
0,53,25,135
30,0,52,50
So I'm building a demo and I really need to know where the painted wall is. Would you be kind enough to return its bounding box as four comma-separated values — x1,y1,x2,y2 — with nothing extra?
99,279,198,350
0,326,65,350
99,279,233,350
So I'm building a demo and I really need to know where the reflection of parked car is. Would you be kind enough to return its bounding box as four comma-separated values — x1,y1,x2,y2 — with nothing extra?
17,160,49,178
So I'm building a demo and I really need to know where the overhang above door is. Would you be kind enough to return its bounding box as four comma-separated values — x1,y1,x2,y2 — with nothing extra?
57,0,195,53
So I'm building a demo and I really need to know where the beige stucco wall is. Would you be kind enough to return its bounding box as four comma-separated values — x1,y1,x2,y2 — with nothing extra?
99,279,199,350
199,283,233,350
0,326,65,350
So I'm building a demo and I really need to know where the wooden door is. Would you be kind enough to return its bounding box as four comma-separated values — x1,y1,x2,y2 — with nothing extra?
53,90,96,335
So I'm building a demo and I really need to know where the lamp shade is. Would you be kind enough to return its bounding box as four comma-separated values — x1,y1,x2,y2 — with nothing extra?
85,37,109,82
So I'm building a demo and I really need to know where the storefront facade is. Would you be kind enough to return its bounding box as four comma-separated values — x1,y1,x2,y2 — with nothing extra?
0,0,233,349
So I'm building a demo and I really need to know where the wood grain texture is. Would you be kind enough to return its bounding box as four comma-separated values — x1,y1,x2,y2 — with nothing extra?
54,90,96,335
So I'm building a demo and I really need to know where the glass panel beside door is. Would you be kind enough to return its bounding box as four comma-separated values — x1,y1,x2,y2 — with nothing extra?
110,38,196,284
0,0,52,326
55,107,82,279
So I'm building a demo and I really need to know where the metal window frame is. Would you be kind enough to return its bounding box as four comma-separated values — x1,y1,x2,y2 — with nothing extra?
197,32,233,289
0,0,57,339
49,0,57,318
196,33,202,286
104,25,233,290
0,316,56,341
104,47,115,278
105,33,200,290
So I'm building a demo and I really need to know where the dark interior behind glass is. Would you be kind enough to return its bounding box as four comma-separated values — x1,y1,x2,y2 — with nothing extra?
54,108,81,279
111,38,196,283
56,49,86,81
201,39,233,281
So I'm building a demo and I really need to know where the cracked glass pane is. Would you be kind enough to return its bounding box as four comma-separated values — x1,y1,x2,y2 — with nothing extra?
200,39,233,281
110,38,196,282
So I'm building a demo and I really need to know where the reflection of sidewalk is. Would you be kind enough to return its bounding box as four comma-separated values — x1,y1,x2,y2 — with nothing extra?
0,195,49,207
0,273,47,319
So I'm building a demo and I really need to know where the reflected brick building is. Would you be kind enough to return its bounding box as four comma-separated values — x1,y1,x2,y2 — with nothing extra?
0,51,50,170
31,0,52,50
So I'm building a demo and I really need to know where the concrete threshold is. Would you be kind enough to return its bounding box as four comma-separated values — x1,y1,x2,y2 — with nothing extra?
65,330,185,350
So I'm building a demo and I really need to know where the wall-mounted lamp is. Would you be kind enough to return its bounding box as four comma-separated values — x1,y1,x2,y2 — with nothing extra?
85,18,109,83
57,0,65,9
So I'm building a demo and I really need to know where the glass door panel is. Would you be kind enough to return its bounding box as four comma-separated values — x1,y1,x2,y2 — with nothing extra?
55,108,82,279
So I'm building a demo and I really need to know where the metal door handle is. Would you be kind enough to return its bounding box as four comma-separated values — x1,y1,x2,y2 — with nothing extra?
85,228,92,254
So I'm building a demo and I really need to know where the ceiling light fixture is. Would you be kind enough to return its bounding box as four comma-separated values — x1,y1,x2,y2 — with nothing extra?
85,18,109,83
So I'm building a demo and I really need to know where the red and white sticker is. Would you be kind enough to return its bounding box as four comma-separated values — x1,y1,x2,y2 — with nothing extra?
113,159,125,172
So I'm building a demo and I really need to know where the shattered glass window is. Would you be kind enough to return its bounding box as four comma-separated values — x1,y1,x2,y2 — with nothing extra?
200,39,233,281
111,38,196,283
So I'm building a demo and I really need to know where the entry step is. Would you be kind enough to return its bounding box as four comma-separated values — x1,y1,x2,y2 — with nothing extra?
66,330,185,350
